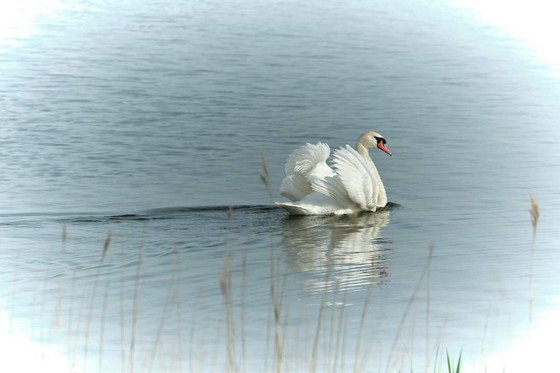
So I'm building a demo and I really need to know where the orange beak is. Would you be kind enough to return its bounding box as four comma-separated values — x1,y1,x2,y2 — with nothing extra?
377,142,392,156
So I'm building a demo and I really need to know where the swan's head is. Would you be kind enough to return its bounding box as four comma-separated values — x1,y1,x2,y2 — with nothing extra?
358,131,392,156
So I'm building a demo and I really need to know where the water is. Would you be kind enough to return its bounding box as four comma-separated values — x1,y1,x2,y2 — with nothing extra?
1,0,560,371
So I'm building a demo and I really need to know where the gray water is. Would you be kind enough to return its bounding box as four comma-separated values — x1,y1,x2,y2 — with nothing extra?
1,0,560,371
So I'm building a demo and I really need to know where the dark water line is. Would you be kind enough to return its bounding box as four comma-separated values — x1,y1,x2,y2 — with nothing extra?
0,202,401,225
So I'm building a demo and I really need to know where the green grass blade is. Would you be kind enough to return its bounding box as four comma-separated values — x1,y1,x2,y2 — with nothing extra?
433,344,440,373
456,350,462,373
446,349,452,373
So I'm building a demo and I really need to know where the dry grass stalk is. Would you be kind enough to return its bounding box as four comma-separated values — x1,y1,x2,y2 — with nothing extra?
129,245,144,373
102,231,112,257
334,289,349,372
530,196,539,240
260,153,271,197
310,264,332,373
354,281,373,372
146,263,178,372
98,258,112,372
62,224,68,247
425,244,434,373
227,205,233,223
529,196,540,323
84,230,113,366
268,251,284,373
220,255,236,372
241,256,248,373
386,244,435,372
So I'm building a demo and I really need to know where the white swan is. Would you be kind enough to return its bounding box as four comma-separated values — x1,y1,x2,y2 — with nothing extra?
276,131,392,215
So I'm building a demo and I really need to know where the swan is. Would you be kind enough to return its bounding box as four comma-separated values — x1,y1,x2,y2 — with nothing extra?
275,131,392,215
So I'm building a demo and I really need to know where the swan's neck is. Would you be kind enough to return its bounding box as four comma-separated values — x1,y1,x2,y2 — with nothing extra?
355,142,371,159
355,133,374,157
355,140,388,207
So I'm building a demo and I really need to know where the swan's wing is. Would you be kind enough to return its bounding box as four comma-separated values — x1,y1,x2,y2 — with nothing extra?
311,174,352,208
279,174,312,201
330,145,380,210
284,142,331,177
280,142,333,202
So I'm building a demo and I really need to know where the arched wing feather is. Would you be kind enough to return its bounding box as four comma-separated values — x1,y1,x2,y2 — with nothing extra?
331,145,380,210
280,142,333,202
284,142,331,177
311,175,351,208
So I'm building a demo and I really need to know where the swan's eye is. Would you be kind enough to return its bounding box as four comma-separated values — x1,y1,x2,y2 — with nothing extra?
375,137,387,145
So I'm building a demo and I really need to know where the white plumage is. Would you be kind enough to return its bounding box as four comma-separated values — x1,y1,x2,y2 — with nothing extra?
276,131,392,215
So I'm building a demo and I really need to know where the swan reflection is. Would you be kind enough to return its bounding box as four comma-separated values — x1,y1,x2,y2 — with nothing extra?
281,210,391,293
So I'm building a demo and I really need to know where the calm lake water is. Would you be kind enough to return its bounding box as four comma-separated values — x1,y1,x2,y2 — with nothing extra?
1,0,560,372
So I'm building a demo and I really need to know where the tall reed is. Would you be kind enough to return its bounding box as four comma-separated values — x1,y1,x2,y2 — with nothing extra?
83,231,112,366
529,196,540,323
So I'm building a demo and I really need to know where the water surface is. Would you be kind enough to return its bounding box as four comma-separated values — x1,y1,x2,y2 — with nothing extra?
1,0,560,371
